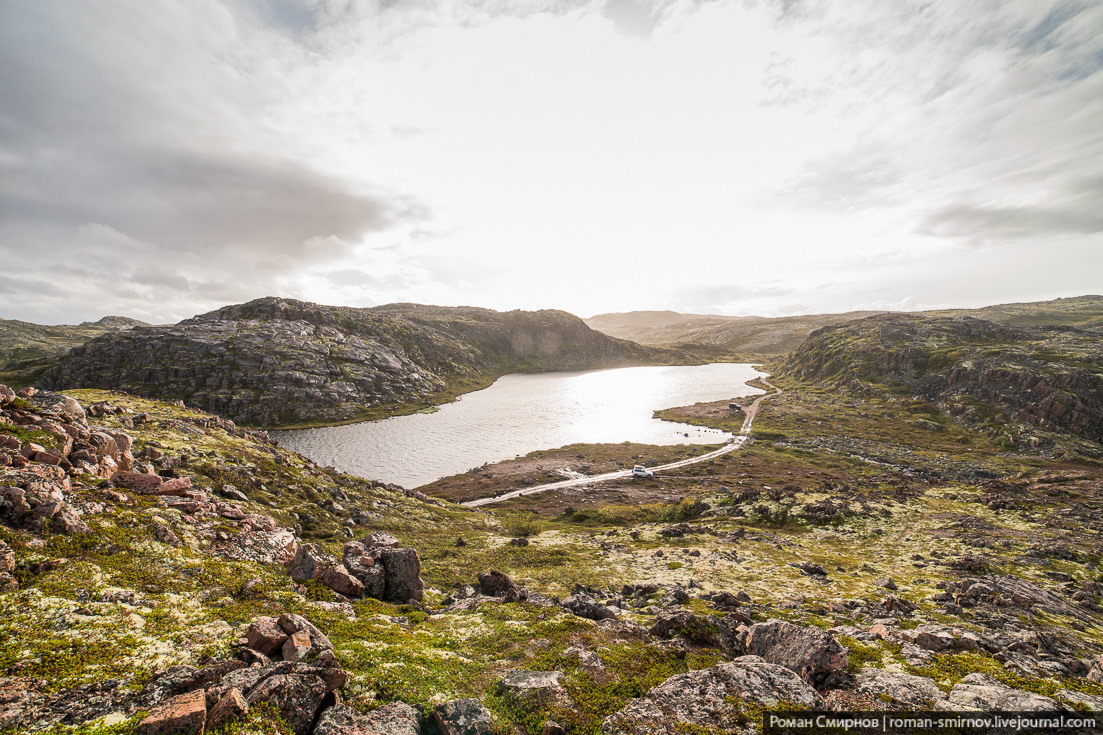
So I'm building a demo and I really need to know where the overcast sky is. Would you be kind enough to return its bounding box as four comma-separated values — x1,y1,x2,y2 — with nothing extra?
1,0,1101,325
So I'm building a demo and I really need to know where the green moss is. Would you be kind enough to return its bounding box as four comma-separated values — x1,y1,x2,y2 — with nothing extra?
838,636,883,674
0,424,60,449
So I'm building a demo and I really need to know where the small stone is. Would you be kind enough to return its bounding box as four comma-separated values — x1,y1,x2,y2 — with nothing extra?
282,631,312,663
245,617,289,657
875,576,898,591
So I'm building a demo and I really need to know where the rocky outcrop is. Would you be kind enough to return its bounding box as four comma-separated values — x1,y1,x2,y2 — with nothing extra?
42,297,669,426
780,314,1103,443
601,656,823,735
292,535,425,604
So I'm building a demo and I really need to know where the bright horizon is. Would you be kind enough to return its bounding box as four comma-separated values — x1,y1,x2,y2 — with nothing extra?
2,0,1101,325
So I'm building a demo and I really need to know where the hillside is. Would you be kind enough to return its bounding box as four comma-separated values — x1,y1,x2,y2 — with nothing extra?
0,316,149,387
40,297,683,428
586,295,1103,355
779,312,1103,449
7,370,1103,732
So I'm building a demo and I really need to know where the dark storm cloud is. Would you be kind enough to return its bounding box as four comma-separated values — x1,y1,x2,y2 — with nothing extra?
0,0,408,322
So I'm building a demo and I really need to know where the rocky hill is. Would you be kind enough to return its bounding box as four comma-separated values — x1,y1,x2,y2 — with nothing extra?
0,316,148,366
0,316,149,389
40,297,678,428
779,313,1103,446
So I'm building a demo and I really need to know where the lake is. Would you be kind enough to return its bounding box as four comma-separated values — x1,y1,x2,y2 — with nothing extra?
273,362,764,488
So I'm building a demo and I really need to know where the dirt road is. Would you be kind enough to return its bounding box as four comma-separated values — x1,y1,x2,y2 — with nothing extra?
462,378,781,508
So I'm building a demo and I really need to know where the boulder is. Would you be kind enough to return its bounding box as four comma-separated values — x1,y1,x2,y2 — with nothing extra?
113,472,164,494
478,570,520,598
136,689,206,735
562,594,618,621
277,613,334,653
378,547,424,603
27,392,86,423
790,561,828,577
498,670,568,707
362,531,401,548
948,672,1070,711
742,620,848,685
282,632,313,663
287,544,336,582
601,656,823,735
245,617,289,657
320,564,365,598
434,698,494,735
314,702,420,735
854,667,951,709
343,543,385,599
245,673,329,735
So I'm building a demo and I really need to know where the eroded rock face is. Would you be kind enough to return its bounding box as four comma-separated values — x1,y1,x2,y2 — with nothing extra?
601,656,823,735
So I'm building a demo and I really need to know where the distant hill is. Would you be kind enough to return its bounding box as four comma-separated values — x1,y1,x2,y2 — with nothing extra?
0,315,149,367
586,310,885,355
41,297,687,427
586,295,1103,355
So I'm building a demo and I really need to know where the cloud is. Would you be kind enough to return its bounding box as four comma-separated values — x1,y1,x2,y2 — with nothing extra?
0,0,412,322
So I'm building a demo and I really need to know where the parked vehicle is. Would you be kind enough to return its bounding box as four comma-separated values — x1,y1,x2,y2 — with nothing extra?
632,465,654,478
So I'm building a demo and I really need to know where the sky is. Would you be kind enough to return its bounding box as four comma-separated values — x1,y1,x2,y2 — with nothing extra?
1,0,1101,325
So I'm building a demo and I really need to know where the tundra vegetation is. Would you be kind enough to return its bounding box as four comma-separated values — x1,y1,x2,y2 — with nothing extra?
0,300,1101,734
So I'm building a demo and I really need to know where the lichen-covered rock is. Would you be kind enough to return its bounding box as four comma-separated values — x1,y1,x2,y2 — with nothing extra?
498,670,568,707
314,702,420,735
948,672,1070,712
321,563,365,598
478,569,519,598
205,687,248,731
854,667,951,709
378,547,424,603
562,593,618,621
434,697,495,735
245,673,328,735
743,619,848,685
287,543,336,582
245,617,290,657
601,656,823,735
136,688,206,735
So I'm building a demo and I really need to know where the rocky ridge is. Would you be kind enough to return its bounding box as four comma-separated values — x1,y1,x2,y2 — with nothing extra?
779,313,1103,449
41,297,675,427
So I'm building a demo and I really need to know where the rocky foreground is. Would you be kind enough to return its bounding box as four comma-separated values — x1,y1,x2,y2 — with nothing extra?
3,369,1103,733
39,297,679,428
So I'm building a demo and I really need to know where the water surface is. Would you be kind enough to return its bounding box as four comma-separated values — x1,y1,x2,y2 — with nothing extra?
275,362,763,488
